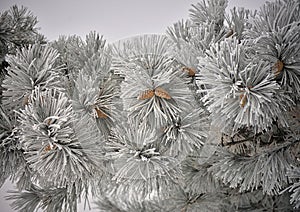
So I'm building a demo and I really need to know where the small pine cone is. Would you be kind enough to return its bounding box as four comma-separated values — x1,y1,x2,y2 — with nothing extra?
138,89,155,100
273,60,284,76
182,67,196,77
43,143,56,153
239,93,247,107
22,94,30,106
94,107,108,118
155,87,171,99
225,28,234,38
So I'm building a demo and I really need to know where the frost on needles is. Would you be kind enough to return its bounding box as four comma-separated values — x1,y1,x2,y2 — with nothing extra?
0,0,300,211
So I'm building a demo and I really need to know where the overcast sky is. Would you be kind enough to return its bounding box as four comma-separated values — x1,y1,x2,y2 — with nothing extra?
0,0,267,211
2,0,267,42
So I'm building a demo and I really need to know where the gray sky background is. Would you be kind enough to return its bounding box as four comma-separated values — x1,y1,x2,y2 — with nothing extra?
0,0,267,211
2,0,266,42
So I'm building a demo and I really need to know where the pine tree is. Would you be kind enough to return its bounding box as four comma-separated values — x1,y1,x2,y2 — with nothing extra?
0,5,46,101
1,0,300,211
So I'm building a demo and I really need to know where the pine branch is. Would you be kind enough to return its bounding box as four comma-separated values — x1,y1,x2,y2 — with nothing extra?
50,31,110,96
209,146,296,195
189,0,228,33
197,38,293,135
2,43,63,111
0,105,24,187
166,19,192,44
114,35,197,127
284,103,300,140
163,187,229,212
160,108,209,159
0,5,39,48
104,123,182,201
224,7,253,41
182,157,221,195
286,166,300,208
17,87,104,191
95,184,165,212
72,72,121,137
246,0,300,37
94,195,126,212
6,184,78,212
226,188,294,211
251,23,300,98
